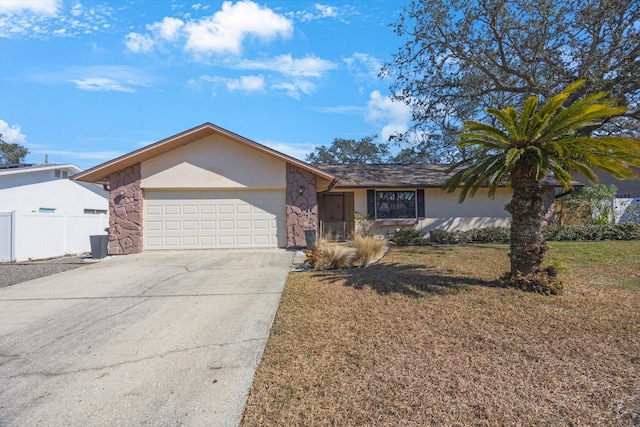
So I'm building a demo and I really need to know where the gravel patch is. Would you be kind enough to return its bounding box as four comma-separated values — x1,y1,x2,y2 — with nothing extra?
0,254,100,288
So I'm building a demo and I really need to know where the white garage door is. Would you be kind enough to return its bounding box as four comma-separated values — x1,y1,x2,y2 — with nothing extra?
144,190,286,249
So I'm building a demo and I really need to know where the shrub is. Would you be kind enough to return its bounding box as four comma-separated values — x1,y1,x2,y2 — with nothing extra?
310,235,389,270
430,227,510,244
353,235,388,266
312,242,357,271
391,229,430,246
500,267,564,296
424,224,640,245
353,213,381,237
541,223,640,241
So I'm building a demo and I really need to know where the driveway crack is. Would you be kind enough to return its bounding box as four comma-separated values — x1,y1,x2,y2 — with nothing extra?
18,298,150,357
139,269,188,296
8,337,266,379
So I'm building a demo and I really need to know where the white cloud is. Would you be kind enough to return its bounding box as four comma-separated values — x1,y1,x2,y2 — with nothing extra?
314,4,337,18
0,119,27,145
148,17,184,41
0,1,114,38
287,3,357,23
235,54,337,77
70,2,82,17
226,75,265,92
313,105,364,115
0,0,61,15
190,74,265,94
271,80,315,99
29,65,151,93
183,0,292,56
124,32,154,53
70,77,136,93
192,3,210,11
344,52,383,82
366,90,412,141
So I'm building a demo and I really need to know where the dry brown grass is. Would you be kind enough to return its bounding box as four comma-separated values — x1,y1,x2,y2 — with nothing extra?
242,241,640,426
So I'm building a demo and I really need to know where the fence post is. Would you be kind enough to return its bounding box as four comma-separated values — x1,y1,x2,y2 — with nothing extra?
11,211,16,262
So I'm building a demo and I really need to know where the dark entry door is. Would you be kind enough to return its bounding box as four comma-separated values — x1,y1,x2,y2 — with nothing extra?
320,192,354,240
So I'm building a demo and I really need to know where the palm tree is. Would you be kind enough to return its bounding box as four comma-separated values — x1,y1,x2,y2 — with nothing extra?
444,80,640,293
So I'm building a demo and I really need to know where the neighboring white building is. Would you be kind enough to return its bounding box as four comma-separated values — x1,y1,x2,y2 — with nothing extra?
0,164,108,214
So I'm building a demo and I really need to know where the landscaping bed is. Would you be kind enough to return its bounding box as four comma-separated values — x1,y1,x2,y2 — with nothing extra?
242,241,640,426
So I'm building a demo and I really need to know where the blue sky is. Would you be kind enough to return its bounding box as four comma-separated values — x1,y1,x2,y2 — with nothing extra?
0,0,412,170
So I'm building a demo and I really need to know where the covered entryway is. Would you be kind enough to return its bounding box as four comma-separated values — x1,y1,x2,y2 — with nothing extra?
144,190,286,249
318,192,355,240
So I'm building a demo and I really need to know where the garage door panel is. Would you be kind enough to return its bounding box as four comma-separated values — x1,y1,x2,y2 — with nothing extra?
183,221,198,230
164,221,180,230
144,190,285,249
147,221,162,231
201,236,216,245
201,205,216,214
183,205,198,215
219,205,234,215
164,205,180,215
201,221,216,230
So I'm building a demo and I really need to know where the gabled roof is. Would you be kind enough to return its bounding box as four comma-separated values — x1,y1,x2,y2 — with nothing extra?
71,122,336,185
319,163,581,188
0,163,81,176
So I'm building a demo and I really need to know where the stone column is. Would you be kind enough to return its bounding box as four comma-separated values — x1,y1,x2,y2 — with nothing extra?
108,164,143,255
286,164,318,248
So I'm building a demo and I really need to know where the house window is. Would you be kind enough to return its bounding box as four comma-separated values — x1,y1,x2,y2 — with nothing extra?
39,208,56,213
84,209,107,215
375,191,416,219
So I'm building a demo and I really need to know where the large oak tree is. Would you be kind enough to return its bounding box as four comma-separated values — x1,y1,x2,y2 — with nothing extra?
0,134,29,164
384,0,640,162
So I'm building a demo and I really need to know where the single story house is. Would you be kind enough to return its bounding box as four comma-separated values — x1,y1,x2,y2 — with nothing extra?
0,163,108,214
1,163,109,262
575,169,640,199
71,122,565,255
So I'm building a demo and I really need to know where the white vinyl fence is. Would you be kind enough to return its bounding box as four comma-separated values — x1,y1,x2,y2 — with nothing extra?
614,198,640,224
0,211,109,262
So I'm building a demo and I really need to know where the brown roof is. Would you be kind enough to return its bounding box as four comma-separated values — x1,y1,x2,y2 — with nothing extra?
319,164,452,188
319,163,581,189
71,122,336,185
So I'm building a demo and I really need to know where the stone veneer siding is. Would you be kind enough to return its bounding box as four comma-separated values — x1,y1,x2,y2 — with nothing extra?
108,164,143,255
286,164,318,248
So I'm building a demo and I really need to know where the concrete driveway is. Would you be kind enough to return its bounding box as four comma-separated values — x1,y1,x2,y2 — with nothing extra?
0,249,294,427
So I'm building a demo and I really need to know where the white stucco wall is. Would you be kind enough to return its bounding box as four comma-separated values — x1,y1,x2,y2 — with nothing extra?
0,179,108,214
342,187,512,234
419,188,511,231
141,135,286,189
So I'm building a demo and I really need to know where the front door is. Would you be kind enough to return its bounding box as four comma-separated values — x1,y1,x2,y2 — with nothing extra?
320,192,354,240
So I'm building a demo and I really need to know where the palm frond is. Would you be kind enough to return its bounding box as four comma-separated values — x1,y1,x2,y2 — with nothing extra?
449,79,640,205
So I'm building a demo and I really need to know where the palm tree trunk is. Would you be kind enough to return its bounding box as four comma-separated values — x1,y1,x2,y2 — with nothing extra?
505,174,548,276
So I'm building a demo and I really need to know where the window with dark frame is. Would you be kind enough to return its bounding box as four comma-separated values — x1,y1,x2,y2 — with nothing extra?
375,191,416,219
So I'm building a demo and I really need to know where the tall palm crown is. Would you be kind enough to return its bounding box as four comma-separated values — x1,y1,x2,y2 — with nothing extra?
446,80,640,201
445,80,640,291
